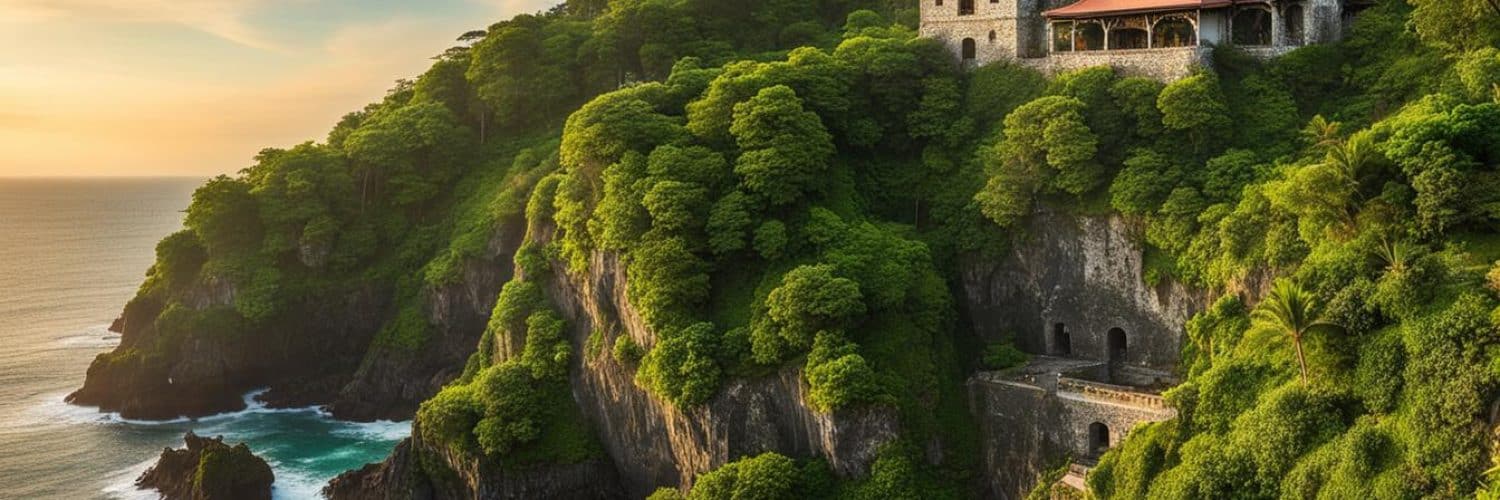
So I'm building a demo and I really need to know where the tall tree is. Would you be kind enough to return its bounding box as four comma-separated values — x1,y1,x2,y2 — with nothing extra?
1251,279,1340,384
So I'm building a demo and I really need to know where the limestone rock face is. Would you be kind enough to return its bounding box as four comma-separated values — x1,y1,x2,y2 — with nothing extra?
137,431,274,500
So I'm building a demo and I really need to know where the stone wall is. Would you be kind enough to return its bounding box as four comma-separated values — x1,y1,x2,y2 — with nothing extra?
969,371,1176,499
1018,46,1211,81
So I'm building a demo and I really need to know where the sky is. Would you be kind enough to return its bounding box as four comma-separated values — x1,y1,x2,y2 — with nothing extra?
0,0,557,177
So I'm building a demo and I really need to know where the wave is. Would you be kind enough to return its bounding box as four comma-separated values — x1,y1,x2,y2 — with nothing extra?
50,323,120,350
98,457,157,500
45,388,331,427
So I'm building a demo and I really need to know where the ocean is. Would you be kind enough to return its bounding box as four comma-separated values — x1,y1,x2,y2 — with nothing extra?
0,178,407,499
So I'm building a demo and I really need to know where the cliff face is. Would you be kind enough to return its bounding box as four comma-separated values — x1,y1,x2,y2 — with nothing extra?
68,285,387,420
329,227,525,421
69,223,524,422
959,208,1207,370
536,246,900,496
335,223,901,498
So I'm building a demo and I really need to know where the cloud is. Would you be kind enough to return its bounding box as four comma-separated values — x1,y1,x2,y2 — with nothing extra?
0,0,567,177
0,0,288,50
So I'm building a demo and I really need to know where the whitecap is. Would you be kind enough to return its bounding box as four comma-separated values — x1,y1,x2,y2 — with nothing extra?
330,419,412,442
98,457,157,500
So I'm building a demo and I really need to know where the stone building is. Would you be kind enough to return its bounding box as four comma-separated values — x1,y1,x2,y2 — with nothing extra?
919,0,1350,79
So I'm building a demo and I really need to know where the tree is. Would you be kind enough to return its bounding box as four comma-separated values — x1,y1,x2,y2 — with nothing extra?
756,265,865,362
1250,279,1341,384
184,175,262,256
1158,73,1232,158
731,85,835,206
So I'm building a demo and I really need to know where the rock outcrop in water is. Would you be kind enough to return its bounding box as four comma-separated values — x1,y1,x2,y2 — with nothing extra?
137,431,274,500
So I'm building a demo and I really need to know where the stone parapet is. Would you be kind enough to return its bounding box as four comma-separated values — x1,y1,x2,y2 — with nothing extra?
1057,376,1170,410
1018,46,1211,81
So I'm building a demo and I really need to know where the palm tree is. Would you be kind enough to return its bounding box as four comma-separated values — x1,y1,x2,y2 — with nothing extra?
1251,279,1341,384
1302,114,1342,151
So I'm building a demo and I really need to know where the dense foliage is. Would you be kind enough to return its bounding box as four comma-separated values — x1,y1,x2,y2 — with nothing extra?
115,0,1500,496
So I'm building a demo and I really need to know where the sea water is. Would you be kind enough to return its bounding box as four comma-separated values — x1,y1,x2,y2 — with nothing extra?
0,178,407,499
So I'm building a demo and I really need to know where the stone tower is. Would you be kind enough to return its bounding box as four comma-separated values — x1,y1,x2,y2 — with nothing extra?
918,0,1052,65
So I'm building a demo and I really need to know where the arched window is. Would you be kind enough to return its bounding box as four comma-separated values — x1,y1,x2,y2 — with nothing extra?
1152,17,1196,47
959,0,975,15
1053,323,1072,356
989,30,997,43
1232,7,1273,46
1075,22,1105,51
1285,4,1305,45
1108,327,1127,362
1109,28,1149,50
1088,422,1110,456
961,38,977,60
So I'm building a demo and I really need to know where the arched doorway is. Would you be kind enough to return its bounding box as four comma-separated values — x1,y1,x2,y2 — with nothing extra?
1284,4,1305,45
961,38,977,60
1109,28,1148,50
1075,22,1105,50
1233,7,1273,46
1153,17,1196,47
1107,327,1127,362
959,0,975,15
1088,422,1110,456
1053,323,1072,356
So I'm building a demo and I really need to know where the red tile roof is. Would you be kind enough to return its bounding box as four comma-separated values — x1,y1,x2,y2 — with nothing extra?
1043,0,1232,18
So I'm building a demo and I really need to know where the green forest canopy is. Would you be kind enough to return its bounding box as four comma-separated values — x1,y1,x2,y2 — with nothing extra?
112,0,1500,497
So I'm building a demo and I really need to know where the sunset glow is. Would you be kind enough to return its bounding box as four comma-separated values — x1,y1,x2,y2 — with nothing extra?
0,0,554,177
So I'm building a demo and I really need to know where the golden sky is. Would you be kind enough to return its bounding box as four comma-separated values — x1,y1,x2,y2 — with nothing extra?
0,0,555,177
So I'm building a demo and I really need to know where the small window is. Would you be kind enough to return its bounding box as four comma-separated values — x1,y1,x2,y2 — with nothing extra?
959,0,975,15
989,30,997,42
961,38,977,60
936,0,943,6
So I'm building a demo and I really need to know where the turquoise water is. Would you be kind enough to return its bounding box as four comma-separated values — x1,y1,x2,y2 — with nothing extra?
0,178,407,499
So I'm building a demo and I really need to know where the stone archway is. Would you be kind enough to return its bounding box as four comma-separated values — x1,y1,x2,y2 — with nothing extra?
961,38,977,60
1088,422,1110,456
1108,327,1127,362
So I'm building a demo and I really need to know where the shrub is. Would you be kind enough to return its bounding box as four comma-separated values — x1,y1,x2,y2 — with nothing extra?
981,343,1028,370
613,335,645,364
